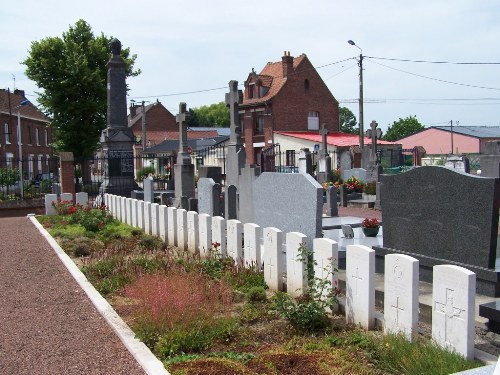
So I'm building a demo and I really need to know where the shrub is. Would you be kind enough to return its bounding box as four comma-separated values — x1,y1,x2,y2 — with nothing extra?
139,235,162,251
272,243,339,333
70,237,104,257
246,286,267,303
136,166,155,182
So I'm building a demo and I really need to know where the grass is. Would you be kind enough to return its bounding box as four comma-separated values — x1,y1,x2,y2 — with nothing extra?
39,210,484,375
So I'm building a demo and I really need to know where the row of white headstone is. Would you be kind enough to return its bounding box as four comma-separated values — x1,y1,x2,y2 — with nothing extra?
45,193,477,361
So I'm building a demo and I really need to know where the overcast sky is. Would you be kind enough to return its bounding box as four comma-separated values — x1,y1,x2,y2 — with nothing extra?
2,0,500,132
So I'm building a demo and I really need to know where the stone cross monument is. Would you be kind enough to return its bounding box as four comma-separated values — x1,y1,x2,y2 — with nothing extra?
364,120,383,183
174,102,195,209
100,38,137,197
317,123,332,184
225,80,245,189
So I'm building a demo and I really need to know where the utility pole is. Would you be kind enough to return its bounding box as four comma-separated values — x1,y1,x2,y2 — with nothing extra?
348,40,364,149
141,101,146,152
450,120,454,155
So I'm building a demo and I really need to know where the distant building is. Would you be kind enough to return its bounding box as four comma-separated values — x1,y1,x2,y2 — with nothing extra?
239,51,340,164
398,126,500,155
0,89,54,179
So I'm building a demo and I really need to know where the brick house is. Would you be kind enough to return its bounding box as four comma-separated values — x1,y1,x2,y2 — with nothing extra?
239,51,340,164
0,89,54,179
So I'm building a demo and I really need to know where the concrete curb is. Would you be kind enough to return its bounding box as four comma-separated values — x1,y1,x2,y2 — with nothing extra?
29,215,170,375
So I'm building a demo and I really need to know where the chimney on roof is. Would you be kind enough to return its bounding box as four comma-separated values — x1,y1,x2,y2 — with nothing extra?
282,51,294,78
14,89,25,98
130,104,138,118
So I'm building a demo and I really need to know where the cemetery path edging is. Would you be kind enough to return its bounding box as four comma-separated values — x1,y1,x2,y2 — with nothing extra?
28,215,170,375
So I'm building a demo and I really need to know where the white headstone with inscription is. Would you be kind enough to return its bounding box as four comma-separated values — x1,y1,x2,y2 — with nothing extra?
432,265,475,360
167,207,177,246
176,208,187,251
227,219,243,263
151,203,160,236
198,213,212,257
346,244,375,330
158,205,168,241
384,254,419,341
286,232,308,297
263,227,284,292
211,216,226,257
244,223,262,269
313,238,339,312
187,211,199,254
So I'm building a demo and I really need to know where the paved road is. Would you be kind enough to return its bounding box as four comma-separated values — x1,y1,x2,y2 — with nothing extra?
0,216,147,375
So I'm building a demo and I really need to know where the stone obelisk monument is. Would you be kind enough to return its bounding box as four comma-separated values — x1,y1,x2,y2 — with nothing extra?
100,38,137,197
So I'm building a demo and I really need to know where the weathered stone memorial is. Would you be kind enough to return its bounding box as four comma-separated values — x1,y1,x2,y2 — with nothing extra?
198,178,221,217
253,173,322,247
374,166,500,297
480,141,500,178
100,39,137,197
173,102,195,209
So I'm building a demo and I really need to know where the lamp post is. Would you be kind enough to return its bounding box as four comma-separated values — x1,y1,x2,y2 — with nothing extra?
348,40,364,149
16,98,30,199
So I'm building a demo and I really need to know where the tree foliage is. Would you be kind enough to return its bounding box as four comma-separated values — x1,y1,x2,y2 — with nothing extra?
188,102,229,127
23,19,140,158
383,115,425,141
339,107,358,134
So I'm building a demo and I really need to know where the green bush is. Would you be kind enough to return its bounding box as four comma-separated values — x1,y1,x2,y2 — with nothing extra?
246,286,267,303
136,166,156,182
70,237,104,257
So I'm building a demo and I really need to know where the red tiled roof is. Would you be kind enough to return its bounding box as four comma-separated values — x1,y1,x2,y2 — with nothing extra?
164,130,219,140
275,131,400,147
0,89,49,123
242,54,307,106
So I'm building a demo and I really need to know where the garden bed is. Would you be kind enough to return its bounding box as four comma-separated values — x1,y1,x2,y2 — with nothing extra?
37,205,484,375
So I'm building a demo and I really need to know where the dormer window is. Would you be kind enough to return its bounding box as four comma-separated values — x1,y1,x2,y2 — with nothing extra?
259,86,268,97
248,84,255,99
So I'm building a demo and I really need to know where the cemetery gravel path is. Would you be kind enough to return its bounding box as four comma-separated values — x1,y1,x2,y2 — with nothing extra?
0,216,147,375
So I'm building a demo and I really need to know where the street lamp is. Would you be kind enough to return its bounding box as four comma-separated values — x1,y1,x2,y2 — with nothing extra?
348,40,364,149
16,98,30,199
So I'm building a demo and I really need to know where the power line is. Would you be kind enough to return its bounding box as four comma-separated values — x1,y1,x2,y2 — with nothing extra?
368,59,500,91
366,56,500,65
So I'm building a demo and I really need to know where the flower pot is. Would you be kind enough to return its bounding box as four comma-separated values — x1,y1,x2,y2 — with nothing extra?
362,227,379,237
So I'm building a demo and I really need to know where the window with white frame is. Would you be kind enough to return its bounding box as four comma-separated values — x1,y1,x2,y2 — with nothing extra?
255,113,264,135
4,123,10,144
45,129,48,146
307,111,320,130
35,128,40,146
6,153,13,168
37,155,43,174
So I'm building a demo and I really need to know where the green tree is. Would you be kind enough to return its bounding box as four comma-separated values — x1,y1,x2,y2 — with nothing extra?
384,115,425,141
339,106,358,134
188,102,229,127
23,19,140,158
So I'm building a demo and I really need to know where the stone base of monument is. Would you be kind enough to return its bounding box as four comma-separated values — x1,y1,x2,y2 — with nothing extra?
373,246,500,297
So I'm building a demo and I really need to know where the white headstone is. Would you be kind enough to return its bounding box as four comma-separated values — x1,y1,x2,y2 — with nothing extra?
143,202,152,234
432,265,476,360
137,200,144,230
131,199,138,228
346,244,375,330
313,238,339,312
104,193,109,209
111,195,117,218
144,176,154,203
187,211,199,254
263,227,284,292
176,208,188,251
198,213,212,257
60,192,72,203
244,223,262,269
151,203,160,236
167,207,177,246
120,196,127,223
286,232,308,298
75,192,88,207
384,254,419,341
227,219,243,264
211,216,226,257
126,198,133,225
158,205,168,241
45,194,58,215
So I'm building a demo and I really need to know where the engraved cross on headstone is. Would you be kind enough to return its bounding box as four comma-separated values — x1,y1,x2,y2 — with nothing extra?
176,102,191,165
392,296,405,325
352,266,363,297
319,123,329,157
365,120,382,160
225,80,243,145
434,288,465,347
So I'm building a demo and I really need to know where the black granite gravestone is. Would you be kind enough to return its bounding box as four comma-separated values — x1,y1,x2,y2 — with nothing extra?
375,166,500,296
